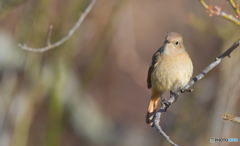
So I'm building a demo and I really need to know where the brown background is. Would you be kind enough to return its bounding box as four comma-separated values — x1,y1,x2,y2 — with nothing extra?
0,0,239,146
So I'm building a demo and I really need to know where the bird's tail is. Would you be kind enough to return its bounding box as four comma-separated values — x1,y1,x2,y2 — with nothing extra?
146,96,160,127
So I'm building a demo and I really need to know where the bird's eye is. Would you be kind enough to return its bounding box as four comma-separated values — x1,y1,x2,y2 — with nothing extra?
175,41,179,45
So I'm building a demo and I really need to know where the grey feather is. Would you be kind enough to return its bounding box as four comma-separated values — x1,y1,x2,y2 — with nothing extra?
147,48,163,88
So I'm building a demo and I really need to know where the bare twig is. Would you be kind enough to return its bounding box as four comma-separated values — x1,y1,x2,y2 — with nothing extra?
227,0,240,17
19,0,96,53
222,113,240,124
154,112,178,146
153,40,240,145
199,0,240,25
46,25,53,46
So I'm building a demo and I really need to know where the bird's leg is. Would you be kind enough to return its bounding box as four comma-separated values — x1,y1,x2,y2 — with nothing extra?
161,101,171,112
159,91,179,112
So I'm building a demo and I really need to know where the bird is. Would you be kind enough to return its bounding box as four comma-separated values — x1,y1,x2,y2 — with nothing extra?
146,32,193,126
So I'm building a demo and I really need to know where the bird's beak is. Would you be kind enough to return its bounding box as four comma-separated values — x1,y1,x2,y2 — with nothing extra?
164,40,170,44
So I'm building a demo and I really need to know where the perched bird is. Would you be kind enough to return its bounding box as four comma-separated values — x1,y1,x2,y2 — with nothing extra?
146,32,193,126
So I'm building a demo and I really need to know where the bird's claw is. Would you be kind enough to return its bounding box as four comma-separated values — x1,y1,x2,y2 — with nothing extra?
180,88,194,93
162,101,171,112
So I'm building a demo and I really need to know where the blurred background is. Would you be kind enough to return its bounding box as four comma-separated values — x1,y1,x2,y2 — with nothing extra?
0,0,239,146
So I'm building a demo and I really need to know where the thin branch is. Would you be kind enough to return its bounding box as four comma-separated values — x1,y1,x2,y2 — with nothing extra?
199,0,240,25
153,39,240,145
222,113,240,124
227,0,240,17
19,0,96,53
154,112,178,146
46,25,53,46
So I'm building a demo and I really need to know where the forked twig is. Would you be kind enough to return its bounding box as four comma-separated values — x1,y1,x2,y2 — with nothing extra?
199,0,240,25
19,0,96,52
227,0,240,17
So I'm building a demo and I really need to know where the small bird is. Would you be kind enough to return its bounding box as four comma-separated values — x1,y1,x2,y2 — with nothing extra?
146,32,193,126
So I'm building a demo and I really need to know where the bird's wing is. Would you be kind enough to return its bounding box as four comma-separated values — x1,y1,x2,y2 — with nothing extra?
147,49,161,89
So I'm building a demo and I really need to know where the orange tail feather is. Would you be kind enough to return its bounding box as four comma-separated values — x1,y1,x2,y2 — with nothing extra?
146,96,160,126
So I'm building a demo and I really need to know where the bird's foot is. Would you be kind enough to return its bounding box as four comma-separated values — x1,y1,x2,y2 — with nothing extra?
160,100,171,112
180,88,194,93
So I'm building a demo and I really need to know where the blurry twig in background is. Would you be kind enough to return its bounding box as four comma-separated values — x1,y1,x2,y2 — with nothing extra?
153,40,240,146
227,0,240,17
199,0,240,25
222,113,240,124
46,25,53,46
18,0,96,52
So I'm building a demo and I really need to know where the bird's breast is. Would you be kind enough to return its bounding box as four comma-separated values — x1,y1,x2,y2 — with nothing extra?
151,52,193,92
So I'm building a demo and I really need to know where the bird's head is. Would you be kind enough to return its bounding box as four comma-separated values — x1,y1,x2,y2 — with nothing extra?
163,32,185,54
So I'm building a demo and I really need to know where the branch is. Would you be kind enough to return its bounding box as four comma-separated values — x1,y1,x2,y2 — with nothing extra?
46,25,53,46
199,0,240,25
227,0,240,18
222,113,240,124
19,0,96,53
154,112,178,146
153,39,240,145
